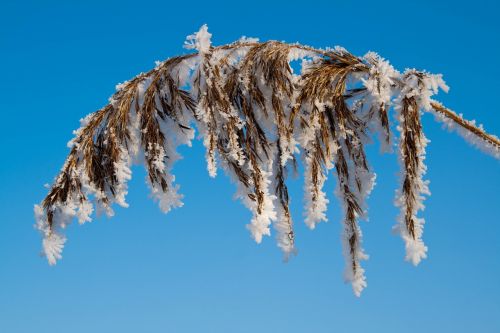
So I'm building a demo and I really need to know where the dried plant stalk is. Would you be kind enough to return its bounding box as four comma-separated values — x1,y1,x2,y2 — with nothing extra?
35,25,500,296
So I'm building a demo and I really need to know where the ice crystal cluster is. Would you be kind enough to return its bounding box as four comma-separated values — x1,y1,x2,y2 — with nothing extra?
35,25,500,296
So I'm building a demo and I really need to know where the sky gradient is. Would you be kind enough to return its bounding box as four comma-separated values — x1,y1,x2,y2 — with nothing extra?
1,1,499,332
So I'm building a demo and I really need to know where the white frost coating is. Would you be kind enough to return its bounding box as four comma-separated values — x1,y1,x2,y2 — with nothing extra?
298,106,333,230
401,70,449,111
191,46,248,177
428,101,500,159
274,204,296,261
303,152,330,229
288,47,316,62
146,141,184,213
392,70,446,266
278,134,299,167
362,52,399,105
184,24,212,54
34,204,67,265
150,142,166,171
355,169,376,219
42,232,66,266
362,52,400,152
134,65,191,214
333,138,372,296
34,162,96,262
126,100,143,162
76,200,93,224
178,56,198,88
246,166,277,243
394,215,428,265
268,145,297,260
238,36,259,44
149,108,194,213
149,177,184,213
78,164,114,218
67,113,94,149
393,144,429,265
203,132,218,177
113,147,133,208
339,217,369,297
191,49,219,178
34,204,48,234
193,93,218,178
219,156,276,246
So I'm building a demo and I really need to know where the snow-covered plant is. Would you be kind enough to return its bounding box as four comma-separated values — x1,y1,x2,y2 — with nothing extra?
35,25,500,296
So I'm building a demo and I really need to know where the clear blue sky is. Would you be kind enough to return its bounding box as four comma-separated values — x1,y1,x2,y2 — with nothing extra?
1,1,499,332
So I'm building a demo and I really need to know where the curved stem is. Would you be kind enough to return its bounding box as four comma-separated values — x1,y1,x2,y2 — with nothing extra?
430,100,500,149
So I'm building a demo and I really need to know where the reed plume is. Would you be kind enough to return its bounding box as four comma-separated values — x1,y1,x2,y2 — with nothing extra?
35,25,500,296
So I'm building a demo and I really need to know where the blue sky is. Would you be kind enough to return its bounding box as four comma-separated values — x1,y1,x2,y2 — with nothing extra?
1,0,499,332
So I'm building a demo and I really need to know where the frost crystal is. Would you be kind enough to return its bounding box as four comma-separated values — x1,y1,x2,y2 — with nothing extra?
184,24,212,54
43,233,66,266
